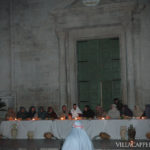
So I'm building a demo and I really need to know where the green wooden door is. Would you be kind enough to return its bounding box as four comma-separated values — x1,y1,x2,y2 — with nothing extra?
77,38,121,111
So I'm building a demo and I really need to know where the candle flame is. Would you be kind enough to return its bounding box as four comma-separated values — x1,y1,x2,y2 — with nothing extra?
75,117,78,120
60,117,65,120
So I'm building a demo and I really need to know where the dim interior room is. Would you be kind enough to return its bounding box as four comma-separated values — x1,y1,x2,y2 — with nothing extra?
0,0,150,150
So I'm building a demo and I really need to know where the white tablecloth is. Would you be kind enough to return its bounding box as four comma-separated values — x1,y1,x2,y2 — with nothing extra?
0,120,52,139
0,120,150,139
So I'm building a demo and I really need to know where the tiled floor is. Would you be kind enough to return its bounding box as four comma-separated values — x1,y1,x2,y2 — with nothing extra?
0,139,150,150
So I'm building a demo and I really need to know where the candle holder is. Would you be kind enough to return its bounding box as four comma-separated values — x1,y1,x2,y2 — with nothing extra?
27,131,34,139
120,126,127,140
11,124,18,139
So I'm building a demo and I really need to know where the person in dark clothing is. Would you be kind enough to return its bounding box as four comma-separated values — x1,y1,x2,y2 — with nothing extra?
121,105,133,117
38,106,46,120
46,106,57,119
142,104,150,118
114,98,123,112
17,107,28,120
28,106,36,119
82,105,95,119
141,111,146,117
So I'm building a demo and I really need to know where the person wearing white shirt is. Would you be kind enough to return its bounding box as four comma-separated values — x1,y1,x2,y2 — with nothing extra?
70,104,82,118
107,104,120,119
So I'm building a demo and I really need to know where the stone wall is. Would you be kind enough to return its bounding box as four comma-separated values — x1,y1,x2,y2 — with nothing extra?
11,0,62,110
138,3,150,107
0,0,11,95
0,0,150,111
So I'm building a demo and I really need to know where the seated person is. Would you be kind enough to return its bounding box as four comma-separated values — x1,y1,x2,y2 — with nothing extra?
17,107,28,120
141,104,150,118
95,105,106,118
133,105,143,117
114,98,123,112
70,104,82,118
59,105,69,119
107,104,120,119
5,107,16,120
141,105,147,117
38,106,46,120
82,105,95,119
28,106,36,119
46,106,57,119
121,105,133,117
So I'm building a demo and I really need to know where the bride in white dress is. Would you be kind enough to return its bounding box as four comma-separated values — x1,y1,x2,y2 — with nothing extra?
62,120,94,150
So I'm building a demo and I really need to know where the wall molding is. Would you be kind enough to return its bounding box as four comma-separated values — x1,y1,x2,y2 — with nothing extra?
52,1,137,109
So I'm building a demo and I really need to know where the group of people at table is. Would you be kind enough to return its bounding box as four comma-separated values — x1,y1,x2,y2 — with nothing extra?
5,98,147,120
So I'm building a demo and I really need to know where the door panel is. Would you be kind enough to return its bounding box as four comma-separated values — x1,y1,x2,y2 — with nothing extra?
77,38,121,111
112,80,121,100
89,81,100,110
78,62,89,81
102,81,112,111
78,81,89,110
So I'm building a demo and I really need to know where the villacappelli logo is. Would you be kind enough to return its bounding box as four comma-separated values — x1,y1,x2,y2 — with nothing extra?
116,141,150,148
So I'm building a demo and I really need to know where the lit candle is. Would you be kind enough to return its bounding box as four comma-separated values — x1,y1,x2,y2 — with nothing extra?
60,117,65,120
32,118,35,121
141,117,145,119
14,118,17,121
75,117,78,120
101,117,105,120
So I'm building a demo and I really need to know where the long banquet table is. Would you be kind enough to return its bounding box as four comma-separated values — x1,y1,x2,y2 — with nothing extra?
0,119,150,140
